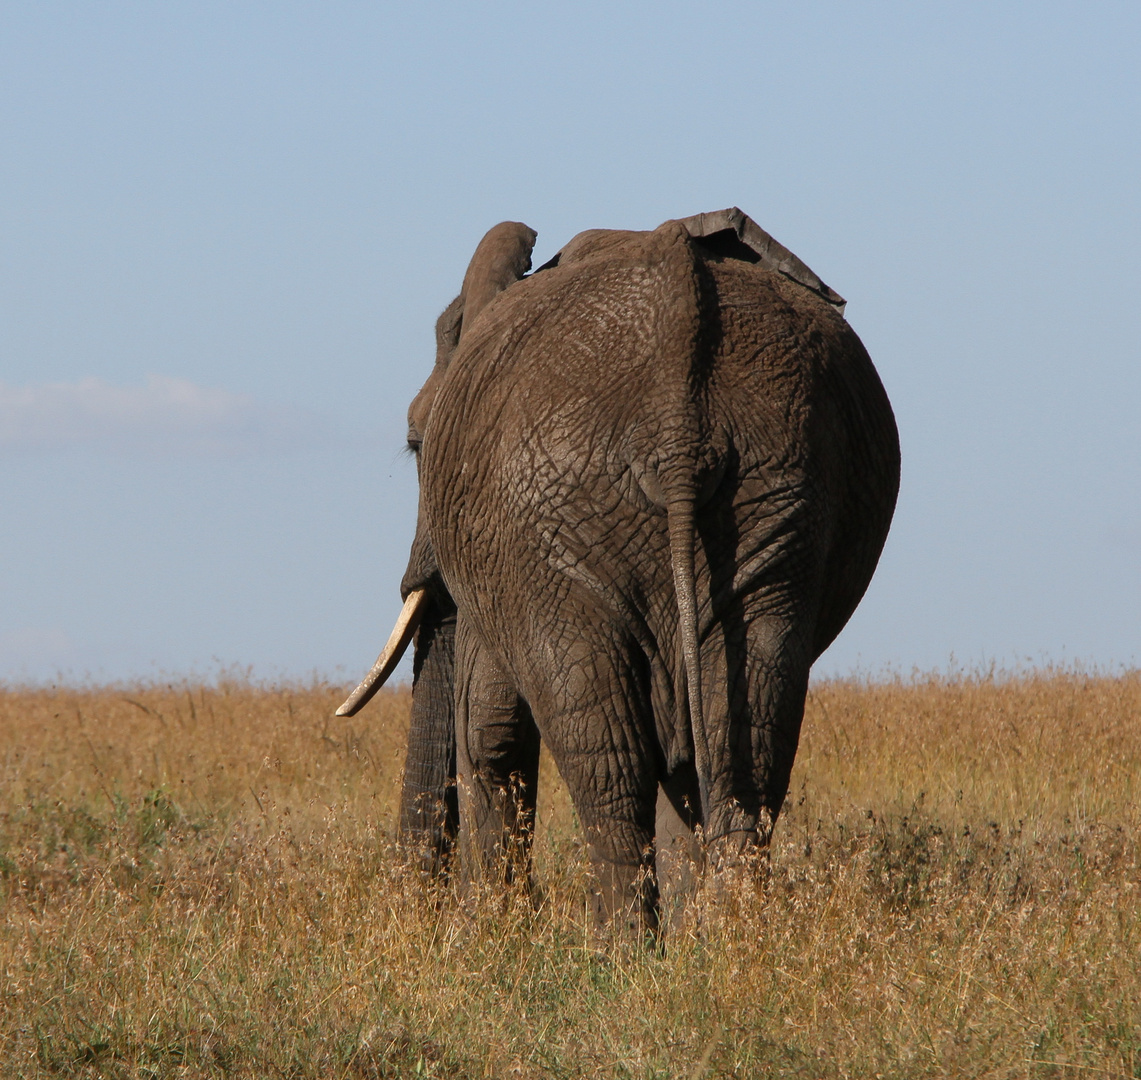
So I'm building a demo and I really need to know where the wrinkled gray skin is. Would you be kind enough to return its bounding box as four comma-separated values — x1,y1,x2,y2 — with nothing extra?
396,217,899,936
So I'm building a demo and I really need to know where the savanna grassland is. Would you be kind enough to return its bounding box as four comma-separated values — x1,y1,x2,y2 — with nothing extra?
1,671,1139,1079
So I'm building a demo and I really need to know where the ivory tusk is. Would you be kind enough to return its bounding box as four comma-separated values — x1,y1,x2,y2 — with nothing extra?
336,588,429,717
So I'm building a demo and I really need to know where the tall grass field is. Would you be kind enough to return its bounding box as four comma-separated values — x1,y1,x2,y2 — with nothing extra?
1,671,1138,1078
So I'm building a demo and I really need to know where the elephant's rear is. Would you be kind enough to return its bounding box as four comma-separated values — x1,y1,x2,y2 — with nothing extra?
426,223,899,735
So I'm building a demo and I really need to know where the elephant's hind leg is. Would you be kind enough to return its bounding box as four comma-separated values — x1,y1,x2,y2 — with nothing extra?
703,612,814,871
534,641,661,941
454,619,541,891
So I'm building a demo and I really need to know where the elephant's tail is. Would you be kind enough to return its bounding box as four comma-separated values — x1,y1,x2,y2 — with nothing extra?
665,478,712,828
647,218,717,828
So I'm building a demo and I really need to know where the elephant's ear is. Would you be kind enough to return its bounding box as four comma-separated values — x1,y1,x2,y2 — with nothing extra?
409,223,536,441
434,293,464,366
458,221,537,343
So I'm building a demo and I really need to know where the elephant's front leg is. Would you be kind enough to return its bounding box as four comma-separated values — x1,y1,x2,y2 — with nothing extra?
399,600,458,874
454,619,541,890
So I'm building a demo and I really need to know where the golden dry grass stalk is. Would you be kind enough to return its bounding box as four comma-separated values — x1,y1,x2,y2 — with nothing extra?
1,670,1138,1078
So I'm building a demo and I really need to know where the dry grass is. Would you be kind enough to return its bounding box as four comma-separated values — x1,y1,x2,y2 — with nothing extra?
1,670,1139,1078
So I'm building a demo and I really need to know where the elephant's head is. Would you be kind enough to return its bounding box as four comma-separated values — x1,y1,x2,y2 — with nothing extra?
336,220,536,856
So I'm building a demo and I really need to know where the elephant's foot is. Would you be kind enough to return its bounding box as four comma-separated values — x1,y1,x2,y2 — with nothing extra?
452,819,538,922
454,865,536,917
698,827,773,916
455,835,535,908
456,766,539,886
397,788,459,878
655,780,704,935
586,855,660,946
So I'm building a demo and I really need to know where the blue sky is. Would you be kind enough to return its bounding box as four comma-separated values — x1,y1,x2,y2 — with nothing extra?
1,2,1138,684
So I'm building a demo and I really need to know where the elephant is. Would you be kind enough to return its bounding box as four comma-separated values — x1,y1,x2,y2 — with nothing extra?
338,208,899,937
